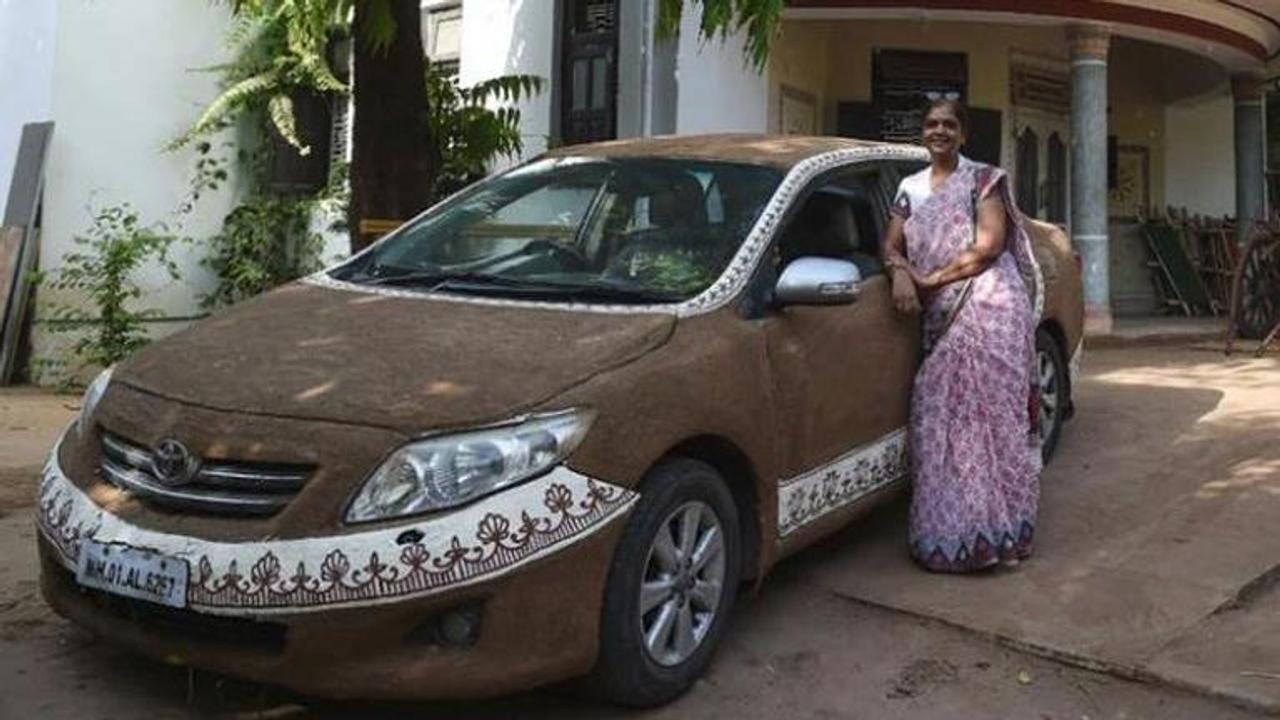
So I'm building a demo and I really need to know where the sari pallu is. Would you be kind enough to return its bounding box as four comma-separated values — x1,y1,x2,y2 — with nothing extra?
894,156,1045,573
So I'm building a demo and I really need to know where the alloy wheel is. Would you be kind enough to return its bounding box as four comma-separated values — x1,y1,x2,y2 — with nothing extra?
1038,346,1060,443
639,500,726,667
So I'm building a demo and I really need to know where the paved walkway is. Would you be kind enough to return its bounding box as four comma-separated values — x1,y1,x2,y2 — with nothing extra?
1088,316,1228,349
799,343,1280,712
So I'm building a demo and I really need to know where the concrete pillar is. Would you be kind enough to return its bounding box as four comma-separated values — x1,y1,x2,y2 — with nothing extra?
1069,25,1112,335
1233,74,1267,243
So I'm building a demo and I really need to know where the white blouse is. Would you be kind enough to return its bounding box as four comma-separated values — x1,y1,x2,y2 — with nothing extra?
891,155,978,220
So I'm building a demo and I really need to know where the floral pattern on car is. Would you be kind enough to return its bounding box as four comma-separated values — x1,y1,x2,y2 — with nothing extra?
37,442,638,615
777,428,909,538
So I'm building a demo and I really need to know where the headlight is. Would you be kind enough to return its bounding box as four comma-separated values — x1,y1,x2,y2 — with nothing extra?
345,409,594,523
77,367,113,437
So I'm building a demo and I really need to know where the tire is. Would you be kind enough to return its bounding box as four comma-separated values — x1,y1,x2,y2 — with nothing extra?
588,458,741,707
1036,327,1068,464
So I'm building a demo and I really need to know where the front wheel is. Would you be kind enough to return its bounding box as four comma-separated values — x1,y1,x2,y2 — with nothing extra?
588,458,741,707
1036,327,1068,463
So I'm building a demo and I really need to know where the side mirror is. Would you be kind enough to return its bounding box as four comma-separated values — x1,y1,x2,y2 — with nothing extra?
774,257,861,306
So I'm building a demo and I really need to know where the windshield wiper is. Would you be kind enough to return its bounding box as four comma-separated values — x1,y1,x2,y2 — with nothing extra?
358,271,525,288
354,270,686,304
446,280,687,304
350,269,691,302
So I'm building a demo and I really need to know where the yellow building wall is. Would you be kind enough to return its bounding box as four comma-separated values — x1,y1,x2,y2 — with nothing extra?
768,19,1178,211
768,22,833,134
766,17,1229,317
769,20,1071,140
819,20,1069,110
1108,41,1169,213
1164,92,1236,217
1108,103,1166,213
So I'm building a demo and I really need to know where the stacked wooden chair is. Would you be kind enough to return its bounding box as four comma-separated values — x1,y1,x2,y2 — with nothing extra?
1141,208,1224,317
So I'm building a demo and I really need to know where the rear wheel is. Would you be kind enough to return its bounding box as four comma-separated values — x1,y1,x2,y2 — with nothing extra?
1036,327,1068,463
588,458,741,707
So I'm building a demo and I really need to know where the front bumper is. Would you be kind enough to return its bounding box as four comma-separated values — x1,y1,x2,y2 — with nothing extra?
37,439,638,699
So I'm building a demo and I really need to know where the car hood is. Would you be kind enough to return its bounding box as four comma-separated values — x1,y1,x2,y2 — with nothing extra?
117,282,676,433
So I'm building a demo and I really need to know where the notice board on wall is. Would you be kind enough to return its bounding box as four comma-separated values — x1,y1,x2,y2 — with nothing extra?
834,49,1003,166
873,49,968,143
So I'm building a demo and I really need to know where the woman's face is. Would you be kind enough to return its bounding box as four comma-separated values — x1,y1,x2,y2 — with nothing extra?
922,106,965,157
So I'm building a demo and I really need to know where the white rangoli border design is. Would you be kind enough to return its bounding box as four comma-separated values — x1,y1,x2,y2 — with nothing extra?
37,438,637,616
778,428,910,538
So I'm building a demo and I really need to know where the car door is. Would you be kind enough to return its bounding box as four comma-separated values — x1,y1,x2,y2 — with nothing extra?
763,164,920,543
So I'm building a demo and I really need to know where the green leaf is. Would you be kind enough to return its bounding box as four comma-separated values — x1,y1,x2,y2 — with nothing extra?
426,68,544,196
467,75,545,106
169,70,279,150
655,0,782,71
42,203,181,368
267,92,310,155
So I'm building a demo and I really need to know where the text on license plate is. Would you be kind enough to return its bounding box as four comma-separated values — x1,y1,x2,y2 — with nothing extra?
75,539,189,608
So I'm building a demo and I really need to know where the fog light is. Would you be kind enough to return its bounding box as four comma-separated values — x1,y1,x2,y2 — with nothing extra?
405,601,484,649
440,608,480,646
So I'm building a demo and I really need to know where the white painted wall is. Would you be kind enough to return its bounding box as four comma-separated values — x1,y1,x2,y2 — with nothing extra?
459,0,554,165
1164,90,1236,217
674,10,768,134
34,0,243,378
454,1,766,153
0,0,58,213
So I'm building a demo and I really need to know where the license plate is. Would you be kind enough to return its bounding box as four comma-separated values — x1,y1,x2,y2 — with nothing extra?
76,539,189,609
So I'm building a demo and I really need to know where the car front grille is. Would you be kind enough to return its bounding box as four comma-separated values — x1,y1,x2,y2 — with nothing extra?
98,432,312,516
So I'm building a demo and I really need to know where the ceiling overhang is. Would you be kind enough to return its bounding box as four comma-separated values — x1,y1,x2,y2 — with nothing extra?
786,0,1280,73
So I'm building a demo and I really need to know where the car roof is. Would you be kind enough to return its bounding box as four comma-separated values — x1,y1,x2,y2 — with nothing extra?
540,133,918,170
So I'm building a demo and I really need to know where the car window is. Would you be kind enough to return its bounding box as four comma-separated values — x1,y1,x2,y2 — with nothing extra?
334,157,783,302
491,185,597,227
775,170,885,279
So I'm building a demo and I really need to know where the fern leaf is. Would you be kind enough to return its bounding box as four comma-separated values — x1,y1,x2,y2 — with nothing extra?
169,71,279,150
268,93,310,155
467,75,545,106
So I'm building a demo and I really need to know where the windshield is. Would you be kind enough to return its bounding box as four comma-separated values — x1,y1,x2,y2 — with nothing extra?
332,156,784,303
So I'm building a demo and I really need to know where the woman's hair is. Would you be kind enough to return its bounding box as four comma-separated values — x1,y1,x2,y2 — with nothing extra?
922,98,969,135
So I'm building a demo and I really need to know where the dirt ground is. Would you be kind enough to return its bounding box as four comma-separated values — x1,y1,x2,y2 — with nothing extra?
0,348,1273,719
0,505,1261,720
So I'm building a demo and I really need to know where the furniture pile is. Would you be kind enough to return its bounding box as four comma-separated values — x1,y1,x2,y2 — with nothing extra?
1141,208,1238,317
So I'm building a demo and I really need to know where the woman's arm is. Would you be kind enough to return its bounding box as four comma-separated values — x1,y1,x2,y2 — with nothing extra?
882,214,910,270
916,190,1008,290
882,214,922,314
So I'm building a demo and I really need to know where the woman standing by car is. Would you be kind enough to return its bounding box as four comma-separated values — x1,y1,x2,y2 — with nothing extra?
882,99,1045,572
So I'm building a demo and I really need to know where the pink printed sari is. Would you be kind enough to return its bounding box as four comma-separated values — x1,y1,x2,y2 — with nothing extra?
893,156,1044,572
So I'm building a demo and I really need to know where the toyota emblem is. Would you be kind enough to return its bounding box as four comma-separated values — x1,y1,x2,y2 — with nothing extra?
151,439,200,486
